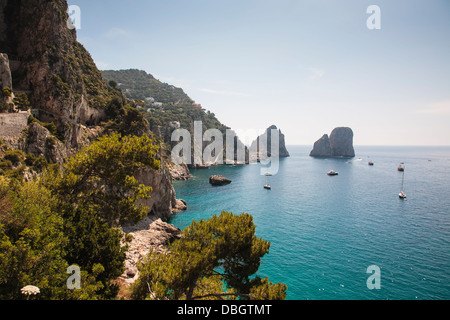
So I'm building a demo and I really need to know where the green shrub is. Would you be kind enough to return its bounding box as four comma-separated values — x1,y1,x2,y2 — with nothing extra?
0,159,13,171
3,150,25,164
0,99,8,113
1,87,12,97
25,153,37,166
33,156,48,171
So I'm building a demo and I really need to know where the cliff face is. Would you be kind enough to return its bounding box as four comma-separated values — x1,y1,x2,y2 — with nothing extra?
0,0,181,221
309,134,332,157
310,127,355,158
0,53,12,89
1,0,108,149
134,164,178,222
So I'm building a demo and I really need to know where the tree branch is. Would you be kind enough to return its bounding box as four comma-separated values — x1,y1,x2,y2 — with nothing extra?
191,293,250,300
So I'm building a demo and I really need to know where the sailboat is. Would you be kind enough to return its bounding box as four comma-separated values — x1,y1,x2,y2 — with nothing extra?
399,165,407,199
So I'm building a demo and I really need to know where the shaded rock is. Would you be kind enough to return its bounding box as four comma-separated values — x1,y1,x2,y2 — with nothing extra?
20,122,69,164
329,127,355,158
0,53,12,89
134,163,177,221
209,175,232,186
310,127,355,158
169,163,192,181
173,199,187,212
309,134,332,157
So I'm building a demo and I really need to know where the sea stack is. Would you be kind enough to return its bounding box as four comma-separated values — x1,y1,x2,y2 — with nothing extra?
310,127,355,158
250,125,290,161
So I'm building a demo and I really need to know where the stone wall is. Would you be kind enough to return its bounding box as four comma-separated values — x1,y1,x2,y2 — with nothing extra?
0,112,29,149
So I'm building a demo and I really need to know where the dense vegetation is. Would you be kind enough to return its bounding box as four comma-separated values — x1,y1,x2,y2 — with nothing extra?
0,62,277,301
0,133,160,299
102,69,193,105
132,211,287,300
102,69,234,164
0,132,284,300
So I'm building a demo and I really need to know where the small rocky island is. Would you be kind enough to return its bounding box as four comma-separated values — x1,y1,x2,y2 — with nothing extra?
310,127,355,158
249,125,290,161
209,175,232,186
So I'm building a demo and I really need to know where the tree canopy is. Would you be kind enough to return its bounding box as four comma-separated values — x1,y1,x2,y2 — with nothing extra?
132,211,287,300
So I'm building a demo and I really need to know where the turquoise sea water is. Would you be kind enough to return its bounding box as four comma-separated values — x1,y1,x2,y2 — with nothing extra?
169,146,450,300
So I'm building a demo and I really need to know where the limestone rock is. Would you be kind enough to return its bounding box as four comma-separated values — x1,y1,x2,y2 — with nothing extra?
1,0,109,150
209,175,232,186
309,134,332,157
134,162,177,221
120,218,182,286
329,127,355,158
173,199,187,212
20,122,69,164
169,163,192,181
310,127,355,158
0,53,12,89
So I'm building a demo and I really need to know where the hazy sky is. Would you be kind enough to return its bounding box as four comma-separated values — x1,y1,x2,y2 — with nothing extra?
73,0,450,145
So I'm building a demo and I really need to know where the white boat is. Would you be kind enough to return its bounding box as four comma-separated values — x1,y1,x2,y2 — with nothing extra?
327,170,339,176
264,172,272,176
399,164,407,200
264,173,271,189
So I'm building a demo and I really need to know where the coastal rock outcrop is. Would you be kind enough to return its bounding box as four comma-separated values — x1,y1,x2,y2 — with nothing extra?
250,125,290,161
309,134,332,157
134,163,179,221
173,199,187,212
209,175,232,186
310,127,355,158
20,122,69,164
0,53,12,89
119,218,182,287
168,162,192,181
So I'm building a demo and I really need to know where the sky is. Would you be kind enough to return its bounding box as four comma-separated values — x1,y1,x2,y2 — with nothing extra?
72,0,450,146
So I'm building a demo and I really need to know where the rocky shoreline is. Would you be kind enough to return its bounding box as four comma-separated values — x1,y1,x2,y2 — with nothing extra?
117,217,182,296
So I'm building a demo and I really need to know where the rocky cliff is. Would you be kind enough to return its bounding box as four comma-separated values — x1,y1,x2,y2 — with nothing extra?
0,0,183,221
0,0,109,149
309,134,332,157
310,127,355,158
0,53,12,89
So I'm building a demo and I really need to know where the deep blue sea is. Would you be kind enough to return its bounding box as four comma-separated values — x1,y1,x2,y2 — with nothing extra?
170,146,450,300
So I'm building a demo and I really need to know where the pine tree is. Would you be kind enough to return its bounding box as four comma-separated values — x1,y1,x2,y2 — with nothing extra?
132,211,287,300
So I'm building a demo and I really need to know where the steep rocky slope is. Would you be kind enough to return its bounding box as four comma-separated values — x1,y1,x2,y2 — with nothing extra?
1,0,109,149
0,0,182,221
